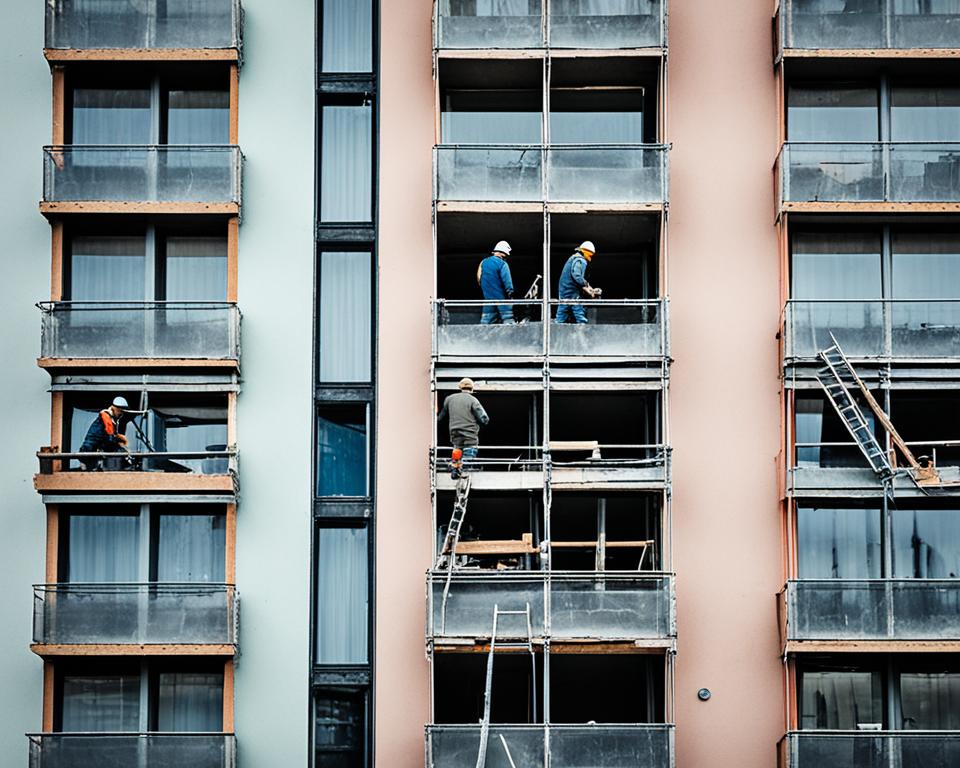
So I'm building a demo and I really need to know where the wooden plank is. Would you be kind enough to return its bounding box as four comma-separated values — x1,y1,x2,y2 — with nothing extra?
38,357,238,369
40,201,240,215
51,66,65,144
782,201,960,214
50,221,64,301
783,47,960,59
435,201,543,214
432,639,671,654
452,533,539,556
226,216,239,302
549,440,599,452
42,662,54,731
34,472,236,493
546,202,664,214
45,506,59,583
222,661,235,731
31,643,237,657
229,64,239,145
45,48,239,62
786,639,960,653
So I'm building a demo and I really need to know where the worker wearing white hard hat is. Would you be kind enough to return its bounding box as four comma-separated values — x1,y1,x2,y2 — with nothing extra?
556,241,601,324
477,240,516,325
78,396,130,470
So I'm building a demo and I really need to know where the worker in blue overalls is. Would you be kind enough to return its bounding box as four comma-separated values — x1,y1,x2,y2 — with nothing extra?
556,241,600,324
477,240,515,325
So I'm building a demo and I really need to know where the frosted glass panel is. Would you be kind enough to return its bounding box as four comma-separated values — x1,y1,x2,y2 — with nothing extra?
320,105,372,222
318,251,371,383
315,526,369,664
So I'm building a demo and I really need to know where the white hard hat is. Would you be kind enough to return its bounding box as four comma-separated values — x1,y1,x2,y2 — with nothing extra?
493,240,512,256
577,241,596,254
458,378,475,391
112,396,129,408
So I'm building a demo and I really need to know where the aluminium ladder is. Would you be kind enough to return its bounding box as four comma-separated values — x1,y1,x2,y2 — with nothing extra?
815,337,895,481
475,603,535,768
439,474,472,634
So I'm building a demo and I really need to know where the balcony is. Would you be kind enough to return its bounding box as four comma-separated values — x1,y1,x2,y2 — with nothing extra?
35,449,238,495
432,300,668,362
27,733,235,768
781,580,960,650
783,300,960,364
434,146,668,207
432,447,670,492
42,146,242,215
38,302,241,369
426,724,674,768
32,583,238,653
429,572,675,646
435,0,666,51
776,0,960,56
777,143,960,211
45,0,242,58
779,732,960,768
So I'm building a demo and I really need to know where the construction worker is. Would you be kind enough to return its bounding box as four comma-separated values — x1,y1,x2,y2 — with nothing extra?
437,378,490,478
477,240,515,325
78,396,129,470
555,240,601,324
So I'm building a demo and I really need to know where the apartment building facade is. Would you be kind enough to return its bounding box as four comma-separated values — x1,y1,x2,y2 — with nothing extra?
0,1,958,767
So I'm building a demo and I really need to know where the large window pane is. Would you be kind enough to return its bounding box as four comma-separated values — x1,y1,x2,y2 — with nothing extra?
550,89,644,144
315,690,366,767
315,527,369,664
892,509,960,578
316,405,368,497
70,236,146,301
891,87,960,141
791,233,883,300
157,672,223,731
152,404,228,474
795,393,877,468
322,0,372,73
157,513,226,582
800,667,884,730
441,90,542,144
167,90,230,144
318,252,371,383
788,87,879,141
892,233,960,299
72,88,152,144
798,507,882,579
61,673,140,731
320,105,372,223
164,236,228,301
68,514,140,582
900,671,960,729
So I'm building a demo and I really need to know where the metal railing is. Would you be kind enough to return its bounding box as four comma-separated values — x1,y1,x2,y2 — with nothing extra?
779,731,960,768
434,0,666,50
37,448,238,477
45,0,242,51
43,146,242,205
428,572,675,641
426,724,675,768
777,0,960,53
783,579,960,642
784,300,960,363
27,733,236,768
794,440,960,470
39,302,241,362
33,583,238,646
778,142,960,205
434,145,668,204
432,299,668,360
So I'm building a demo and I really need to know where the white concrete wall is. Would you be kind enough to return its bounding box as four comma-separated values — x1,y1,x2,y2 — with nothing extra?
234,1,316,765
0,5,60,764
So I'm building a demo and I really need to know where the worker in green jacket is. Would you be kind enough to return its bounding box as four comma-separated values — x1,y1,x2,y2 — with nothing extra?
437,377,490,478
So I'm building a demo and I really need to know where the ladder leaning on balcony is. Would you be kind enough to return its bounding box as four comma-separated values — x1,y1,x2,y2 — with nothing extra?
816,334,941,488
475,603,534,768
438,473,471,634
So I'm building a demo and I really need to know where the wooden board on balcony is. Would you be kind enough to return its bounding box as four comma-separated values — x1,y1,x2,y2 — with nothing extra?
31,643,236,657
34,471,235,493
45,48,239,63
40,201,239,216
450,533,539,556
38,357,239,370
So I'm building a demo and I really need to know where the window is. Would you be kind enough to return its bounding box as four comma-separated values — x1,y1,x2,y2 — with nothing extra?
318,251,372,383
70,235,147,301
72,87,152,144
550,88,644,144
320,105,373,223
157,672,224,731
795,393,877,468
62,505,226,583
316,405,369,497
791,233,882,300
787,87,879,141
166,90,230,144
441,89,542,144
163,236,229,301
315,527,369,664
61,672,140,731
315,691,366,767
797,507,882,579
891,86,960,141
900,670,960,729
321,0,373,73
799,665,884,730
